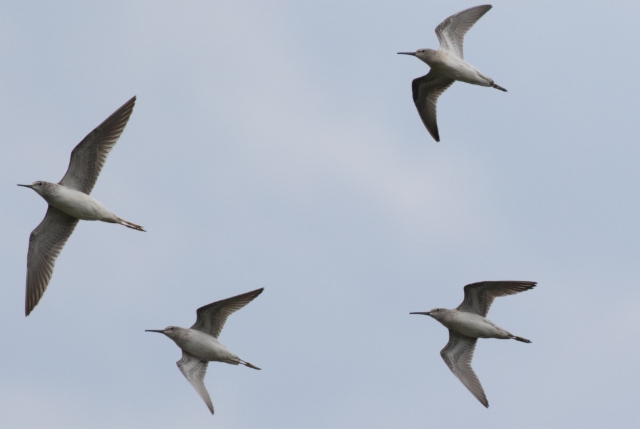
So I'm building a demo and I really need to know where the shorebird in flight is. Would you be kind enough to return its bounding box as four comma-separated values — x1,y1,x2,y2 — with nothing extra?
411,281,535,407
146,288,263,415
398,5,506,141
18,96,143,316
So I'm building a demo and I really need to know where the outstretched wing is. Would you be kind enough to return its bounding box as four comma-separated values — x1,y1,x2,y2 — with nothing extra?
412,71,454,142
435,5,492,59
177,351,213,414
59,96,136,194
191,288,264,338
457,281,536,317
25,206,79,316
440,330,487,407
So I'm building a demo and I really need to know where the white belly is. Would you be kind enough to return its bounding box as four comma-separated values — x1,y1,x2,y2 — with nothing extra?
48,186,115,221
445,311,511,339
181,330,240,363
435,53,492,87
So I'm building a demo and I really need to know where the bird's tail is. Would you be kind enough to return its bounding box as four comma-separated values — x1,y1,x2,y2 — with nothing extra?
492,82,507,92
241,360,261,370
513,336,531,343
116,217,146,232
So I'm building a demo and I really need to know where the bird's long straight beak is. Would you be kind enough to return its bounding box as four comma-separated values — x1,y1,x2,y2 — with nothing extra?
17,184,33,188
410,311,431,315
145,329,164,333
397,52,417,56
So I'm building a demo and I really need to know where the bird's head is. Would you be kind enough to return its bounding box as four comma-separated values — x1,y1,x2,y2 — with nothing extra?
410,307,448,321
397,49,436,65
17,181,49,196
145,326,184,340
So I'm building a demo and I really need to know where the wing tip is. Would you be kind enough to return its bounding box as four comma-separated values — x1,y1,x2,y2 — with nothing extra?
469,4,493,14
25,285,43,316
246,287,265,299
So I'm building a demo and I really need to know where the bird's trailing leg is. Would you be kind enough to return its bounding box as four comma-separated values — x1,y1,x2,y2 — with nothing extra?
116,217,146,232
491,82,507,92
240,360,261,370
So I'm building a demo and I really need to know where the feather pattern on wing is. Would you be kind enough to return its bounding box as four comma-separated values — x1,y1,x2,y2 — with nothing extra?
457,281,537,317
412,71,454,141
191,288,264,338
435,5,492,59
441,330,488,407
59,96,136,194
25,206,79,315
177,351,214,414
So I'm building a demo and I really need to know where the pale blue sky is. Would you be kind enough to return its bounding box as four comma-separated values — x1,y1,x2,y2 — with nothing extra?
1,1,638,427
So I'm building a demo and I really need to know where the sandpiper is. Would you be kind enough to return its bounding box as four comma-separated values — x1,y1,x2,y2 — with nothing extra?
398,5,506,141
18,96,143,316
146,288,264,415
411,281,535,407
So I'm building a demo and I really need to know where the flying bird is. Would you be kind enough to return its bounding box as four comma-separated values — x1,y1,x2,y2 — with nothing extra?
398,5,506,141
146,288,264,415
18,96,143,316
411,281,535,407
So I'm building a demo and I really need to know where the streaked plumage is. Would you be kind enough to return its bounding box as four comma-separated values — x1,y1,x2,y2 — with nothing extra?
19,96,142,316
146,288,263,415
398,5,506,141
411,280,535,407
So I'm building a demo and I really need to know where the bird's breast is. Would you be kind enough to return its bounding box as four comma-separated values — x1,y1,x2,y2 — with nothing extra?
47,186,115,221
433,53,491,87
181,330,239,363
446,312,510,339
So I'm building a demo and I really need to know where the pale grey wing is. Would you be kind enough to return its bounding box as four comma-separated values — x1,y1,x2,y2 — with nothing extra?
457,281,537,317
177,351,213,414
25,206,79,316
412,71,454,142
59,96,136,194
191,288,264,338
441,330,488,408
435,5,492,59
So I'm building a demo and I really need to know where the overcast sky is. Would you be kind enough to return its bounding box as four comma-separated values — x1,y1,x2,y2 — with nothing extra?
1,1,639,428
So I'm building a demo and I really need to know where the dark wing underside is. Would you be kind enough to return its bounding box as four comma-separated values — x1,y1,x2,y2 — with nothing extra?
25,206,79,315
412,71,454,142
457,281,537,317
191,288,264,338
59,96,136,194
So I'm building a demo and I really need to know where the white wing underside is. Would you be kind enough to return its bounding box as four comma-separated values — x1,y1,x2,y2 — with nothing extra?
440,330,488,407
177,351,214,414
435,5,492,59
